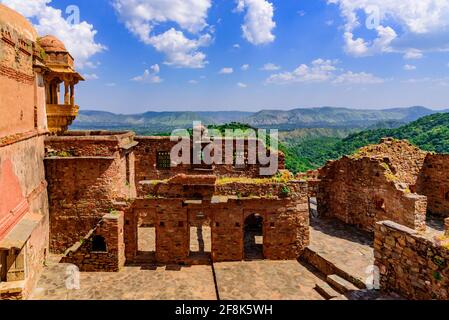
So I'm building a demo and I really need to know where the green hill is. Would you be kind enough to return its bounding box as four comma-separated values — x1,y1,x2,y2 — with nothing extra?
285,113,449,173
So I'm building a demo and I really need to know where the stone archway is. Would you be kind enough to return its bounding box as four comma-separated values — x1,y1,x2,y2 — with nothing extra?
244,213,264,260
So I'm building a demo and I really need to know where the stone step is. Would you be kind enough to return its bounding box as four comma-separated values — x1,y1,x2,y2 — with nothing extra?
314,282,340,300
326,274,359,294
300,247,366,289
0,280,25,300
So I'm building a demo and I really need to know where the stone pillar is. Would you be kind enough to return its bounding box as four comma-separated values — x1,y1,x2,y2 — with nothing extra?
64,82,69,105
70,84,75,106
445,218,449,236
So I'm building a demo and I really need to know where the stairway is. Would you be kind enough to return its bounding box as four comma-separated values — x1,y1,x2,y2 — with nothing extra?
315,274,359,300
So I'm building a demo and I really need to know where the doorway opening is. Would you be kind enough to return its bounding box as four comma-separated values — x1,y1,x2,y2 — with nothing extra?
244,213,264,260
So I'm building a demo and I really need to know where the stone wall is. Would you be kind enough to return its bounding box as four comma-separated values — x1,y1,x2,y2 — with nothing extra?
125,181,309,264
375,220,449,300
0,5,49,299
45,155,131,253
133,136,284,187
354,138,427,185
61,212,125,272
317,146,427,233
416,154,449,217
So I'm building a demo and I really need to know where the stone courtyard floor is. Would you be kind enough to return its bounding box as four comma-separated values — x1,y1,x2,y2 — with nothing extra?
214,260,324,300
308,216,374,285
29,255,328,300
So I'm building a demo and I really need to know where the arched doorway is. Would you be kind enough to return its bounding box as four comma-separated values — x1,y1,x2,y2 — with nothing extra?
244,214,264,260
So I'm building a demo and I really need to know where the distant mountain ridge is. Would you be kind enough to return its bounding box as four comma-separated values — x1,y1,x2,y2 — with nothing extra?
72,106,447,132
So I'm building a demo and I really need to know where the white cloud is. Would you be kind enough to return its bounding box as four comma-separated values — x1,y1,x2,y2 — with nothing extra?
328,0,449,57
131,64,162,83
266,59,337,84
260,63,280,71
105,83,117,87
403,64,416,71
148,28,211,68
84,73,99,80
188,80,199,84
403,49,424,60
1,0,105,68
236,0,276,45
233,44,241,49
403,77,449,86
333,71,384,84
266,58,385,85
237,82,248,88
241,64,250,71
219,67,234,74
112,0,212,68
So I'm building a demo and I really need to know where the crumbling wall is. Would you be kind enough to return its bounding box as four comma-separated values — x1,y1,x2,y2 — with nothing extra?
318,156,427,232
45,157,128,252
416,154,449,217
375,220,449,300
133,137,284,189
61,212,125,272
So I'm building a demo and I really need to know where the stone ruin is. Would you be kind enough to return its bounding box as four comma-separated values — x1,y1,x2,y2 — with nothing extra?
1,4,449,300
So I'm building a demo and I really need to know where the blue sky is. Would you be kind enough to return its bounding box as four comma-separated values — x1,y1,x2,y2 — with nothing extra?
3,0,449,113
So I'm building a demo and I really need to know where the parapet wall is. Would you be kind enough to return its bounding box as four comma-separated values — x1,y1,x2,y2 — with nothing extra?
375,220,449,300
416,154,449,217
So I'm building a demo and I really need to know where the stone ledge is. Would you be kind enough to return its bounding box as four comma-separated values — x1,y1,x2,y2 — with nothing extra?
0,212,42,250
377,220,418,235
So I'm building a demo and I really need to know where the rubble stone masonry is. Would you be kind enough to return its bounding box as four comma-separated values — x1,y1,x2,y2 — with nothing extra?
416,154,449,217
61,212,125,272
375,220,449,300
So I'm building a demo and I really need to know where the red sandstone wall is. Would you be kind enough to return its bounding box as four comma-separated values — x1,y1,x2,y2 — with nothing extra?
45,156,130,252
375,220,449,300
61,212,125,272
318,157,427,232
133,137,283,187
125,192,310,264
0,25,37,137
0,14,49,299
416,154,449,217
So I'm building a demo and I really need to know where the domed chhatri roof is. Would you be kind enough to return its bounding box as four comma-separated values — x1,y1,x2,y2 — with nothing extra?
39,35,67,53
0,4,38,42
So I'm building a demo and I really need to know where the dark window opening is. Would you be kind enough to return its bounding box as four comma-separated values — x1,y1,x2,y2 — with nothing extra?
445,191,449,201
178,221,184,227
159,222,165,227
91,235,107,252
157,151,171,169
375,198,386,212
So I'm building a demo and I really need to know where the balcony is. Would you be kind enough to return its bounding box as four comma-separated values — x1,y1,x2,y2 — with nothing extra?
46,104,79,135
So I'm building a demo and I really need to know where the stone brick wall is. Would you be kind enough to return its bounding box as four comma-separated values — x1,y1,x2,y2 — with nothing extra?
61,212,125,272
45,156,130,252
318,156,427,232
133,136,284,187
125,182,309,264
375,220,449,300
416,154,449,217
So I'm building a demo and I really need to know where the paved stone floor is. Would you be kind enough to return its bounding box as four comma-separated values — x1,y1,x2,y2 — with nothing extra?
214,260,325,300
309,216,374,283
29,255,329,300
425,215,445,238
29,255,217,300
